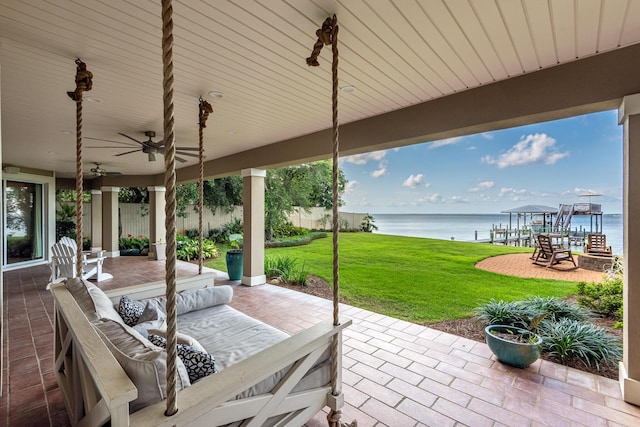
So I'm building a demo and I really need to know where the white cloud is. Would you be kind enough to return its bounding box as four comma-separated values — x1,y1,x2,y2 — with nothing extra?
482,133,569,168
371,159,388,178
403,173,424,188
371,168,387,177
481,133,494,140
450,196,468,203
429,137,463,149
344,180,358,194
426,194,443,204
498,187,530,201
343,150,387,165
468,181,495,192
414,193,444,204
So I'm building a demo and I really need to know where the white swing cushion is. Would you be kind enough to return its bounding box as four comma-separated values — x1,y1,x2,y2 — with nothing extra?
93,318,191,413
65,277,124,324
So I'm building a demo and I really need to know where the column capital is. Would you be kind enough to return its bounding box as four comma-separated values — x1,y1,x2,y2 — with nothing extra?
100,186,120,193
619,93,640,124
241,168,266,178
148,186,166,192
91,189,102,195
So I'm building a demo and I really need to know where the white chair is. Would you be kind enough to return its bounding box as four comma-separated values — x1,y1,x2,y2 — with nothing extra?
51,239,113,283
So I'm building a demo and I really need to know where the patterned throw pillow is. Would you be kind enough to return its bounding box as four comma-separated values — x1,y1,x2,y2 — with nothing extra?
118,295,145,326
148,334,217,383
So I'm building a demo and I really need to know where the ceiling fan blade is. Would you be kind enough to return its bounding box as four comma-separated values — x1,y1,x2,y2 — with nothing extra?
176,156,187,163
105,171,123,176
87,145,135,149
175,151,199,158
174,147,199,151
85,137,138,147
118,133,146,146
115,149,141,157
148,153,156,162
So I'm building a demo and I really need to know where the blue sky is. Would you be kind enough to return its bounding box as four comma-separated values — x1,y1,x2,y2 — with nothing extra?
340,110,623,214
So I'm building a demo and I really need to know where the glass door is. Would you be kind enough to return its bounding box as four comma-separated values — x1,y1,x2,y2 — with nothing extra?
3,180,44,265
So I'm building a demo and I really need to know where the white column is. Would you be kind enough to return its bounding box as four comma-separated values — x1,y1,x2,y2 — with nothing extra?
148,186,166,257
618,93,640,405
241,168,266,286
101,186,120,257
90,189,103,250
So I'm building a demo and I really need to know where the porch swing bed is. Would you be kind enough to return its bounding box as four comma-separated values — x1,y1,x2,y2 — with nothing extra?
51,277,350,426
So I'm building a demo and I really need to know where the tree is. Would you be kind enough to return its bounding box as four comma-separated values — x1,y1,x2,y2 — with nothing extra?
264,161,347,240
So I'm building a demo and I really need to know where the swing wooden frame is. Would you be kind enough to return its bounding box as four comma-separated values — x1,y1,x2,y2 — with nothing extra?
52,4,353,426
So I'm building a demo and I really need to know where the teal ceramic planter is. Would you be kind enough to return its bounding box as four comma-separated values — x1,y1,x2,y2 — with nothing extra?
226,250,243,281
485,325,542,368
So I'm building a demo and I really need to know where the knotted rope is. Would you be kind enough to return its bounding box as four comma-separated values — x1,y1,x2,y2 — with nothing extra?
198,97,213,274
160,0,178,416
67,59,93,278
307,14,357,427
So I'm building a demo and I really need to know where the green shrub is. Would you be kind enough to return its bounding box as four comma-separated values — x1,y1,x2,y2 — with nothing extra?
208,226,230,244
184,228,200,239
475,299,531,328
525,296,590,322
119,234,149,250
475,297,588,328
539,318,622,369
176,234,219,261
264,232,327,248
225,217,243,234
577,277,623,320
271,222,309,239
264,255,308,285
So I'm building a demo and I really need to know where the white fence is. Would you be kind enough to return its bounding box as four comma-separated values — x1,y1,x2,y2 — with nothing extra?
66,203,367,238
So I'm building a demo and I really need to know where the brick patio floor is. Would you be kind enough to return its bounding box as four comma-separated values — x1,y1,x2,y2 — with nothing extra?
2,256,639,426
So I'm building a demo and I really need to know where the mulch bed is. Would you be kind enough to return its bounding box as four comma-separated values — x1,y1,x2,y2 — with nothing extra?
270,276,621,380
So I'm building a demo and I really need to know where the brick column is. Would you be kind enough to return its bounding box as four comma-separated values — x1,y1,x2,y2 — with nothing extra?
619,93,640,404
241,168,266,286
101,186,120,257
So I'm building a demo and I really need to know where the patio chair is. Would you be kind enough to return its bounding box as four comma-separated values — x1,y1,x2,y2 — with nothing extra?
59,236,112,281
51,241,112,283
585,233,613,256
533,234,576,268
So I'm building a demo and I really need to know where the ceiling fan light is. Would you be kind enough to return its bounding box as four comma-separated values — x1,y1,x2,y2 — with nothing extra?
207,91,225,99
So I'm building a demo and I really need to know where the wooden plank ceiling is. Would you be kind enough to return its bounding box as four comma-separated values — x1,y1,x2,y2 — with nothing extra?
0,0,639,178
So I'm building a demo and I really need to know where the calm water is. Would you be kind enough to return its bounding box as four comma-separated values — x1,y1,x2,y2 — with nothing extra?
372,213,624,254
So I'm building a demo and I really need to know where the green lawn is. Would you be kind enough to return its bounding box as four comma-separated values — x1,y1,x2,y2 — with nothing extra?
205,233,581,324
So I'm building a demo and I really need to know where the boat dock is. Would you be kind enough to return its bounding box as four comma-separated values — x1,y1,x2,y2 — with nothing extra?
473,202,603,247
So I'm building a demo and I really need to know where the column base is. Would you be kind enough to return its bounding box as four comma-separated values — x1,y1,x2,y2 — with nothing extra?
619,361,640,406
241,274,266,287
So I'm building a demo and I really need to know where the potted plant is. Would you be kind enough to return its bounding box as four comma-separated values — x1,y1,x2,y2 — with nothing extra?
226,233,243,281
485,322,543,368
152,237,166,261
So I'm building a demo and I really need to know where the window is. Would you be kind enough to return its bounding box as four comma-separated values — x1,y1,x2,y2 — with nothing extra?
3,180,44,265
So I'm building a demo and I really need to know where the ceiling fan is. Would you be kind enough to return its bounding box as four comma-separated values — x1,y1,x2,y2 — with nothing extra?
91,131,199,163
89,162,122,177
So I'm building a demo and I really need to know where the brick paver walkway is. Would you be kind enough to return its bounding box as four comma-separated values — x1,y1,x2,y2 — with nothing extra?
4,258,638,426
476,253,605,282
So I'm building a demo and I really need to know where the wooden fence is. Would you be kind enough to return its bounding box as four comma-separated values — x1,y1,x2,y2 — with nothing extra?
67,203,367,238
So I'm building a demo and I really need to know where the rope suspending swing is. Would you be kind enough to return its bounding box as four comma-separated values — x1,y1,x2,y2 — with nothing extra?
67,59,93,278
307,14,357,427
198,98,213,275
160,0,179,416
